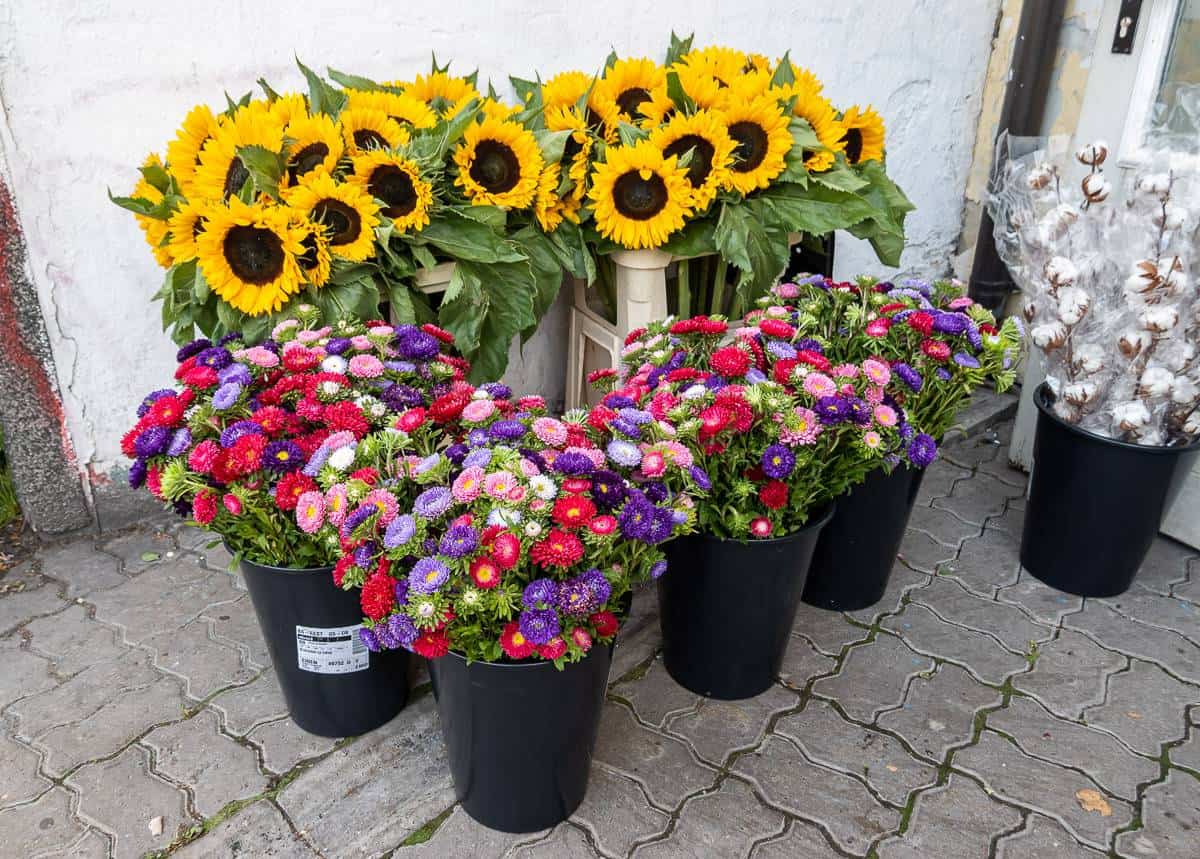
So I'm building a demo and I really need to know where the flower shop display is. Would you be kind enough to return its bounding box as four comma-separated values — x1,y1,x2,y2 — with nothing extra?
989,139,1200,596
596,314,906,698
332,397,703,831
121,307,477,735
753,275,1022,610
512,33,913,319
114,58,592,382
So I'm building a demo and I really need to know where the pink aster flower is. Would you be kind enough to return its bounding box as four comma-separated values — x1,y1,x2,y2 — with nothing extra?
461,399,497,423
296,326,331,344
781,407,822,447
484,471,517,498
347,354,385,378
873,405,898,427
271,319,299,340
863,431,883,450
659,440,693,469
350,335,372,351
832,363,860,379
453,466,485,502
368,325,395,337
775,283,800,299
802,373,837,398
325,484,350,526
865,385,885,406
641,449,667,477
532,417,569,446
862,358,891,386
750,517,773,537
239,346,279,368
362,489,398,525
507,485,528,503
865,318,891,338
324,430,358,451
295,491,326,533
519,457,542,477
222,493,242,516
948,297,974,310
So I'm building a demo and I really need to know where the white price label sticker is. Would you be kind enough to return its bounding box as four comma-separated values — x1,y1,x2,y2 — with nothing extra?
295,624,369,674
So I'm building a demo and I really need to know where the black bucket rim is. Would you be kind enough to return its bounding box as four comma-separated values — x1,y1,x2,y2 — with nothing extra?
439,644,614,672
229,544,335,576
691,502,836,547
1034,383,1200,455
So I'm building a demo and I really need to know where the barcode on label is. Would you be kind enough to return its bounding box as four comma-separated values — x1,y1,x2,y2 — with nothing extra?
295,623,370,674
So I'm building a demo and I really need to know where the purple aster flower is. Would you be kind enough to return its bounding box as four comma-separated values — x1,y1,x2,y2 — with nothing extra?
462,448,492,469
409,557,450,593
605,440,641,468
259,339,280,354
466,429,490,447
481,382,512,399
176,338,212,362
618,408,653,426
643,481,669,503
646,507,676,544
128,458,147,488
953,352,981,369
746,368,768,384
936,367,953,381
762,444,796,478
166,427,192,457
194,347,232,370
353,543,376,572
489,420,527,441
413,453,441,475
618,496,655,541
893,309,914,322
893,363,923,392
847,398,873,426
439,524,479,558
604,395,636,409
387,613,418,647
965,323,983,352
359,627,381,652
134,426,170,457
689,465,712,491
703,376,726,391
218,331,242,346
219,420,263,448
422,537,439,555
582,568,612,604
340,504,376,540
815,396,850,425
414,486,453,519
795,338,824,353
522,578,559,611
907,433,939,468
302,444,331,477
444,443,469,465
396,330,440,361
212,382,242,411
610,416,641,439
555,451,595,475
650,559,668,580
137,389,175,417
646,366,667,389
384,514,416,549
557,578,597,617
375,623,400,650
518,608,560,646
591,469,628,510
933,312,970,335
767,340,798,360
380,383,423,411
262,440,303,473
898,422,916,442
218,363,252,387
393,579,410,605
325,337,353,355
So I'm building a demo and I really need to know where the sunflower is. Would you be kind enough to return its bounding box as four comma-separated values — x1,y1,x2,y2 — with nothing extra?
541,70,609,133
482,99,521,122
676,46,753,88
593,57,667,129
196,197,305,316
132,155,173,268
667,63,726,110
744,53,773,74
544,105,593,195
778,86,846,172
283,171,381,261
533,163,565,232
588,141,693,249
165,105,221,197
166,200,212,264
402,71,480,118
453,117,544,209
268,93,309,126
293,217,333,288
839,105,886,165
192,105,285,202
338,108,410,156
649,110,735,210
724,69,774,102
347,151,433,233
345,89,437,130
719,95,793,194
283,113,344,186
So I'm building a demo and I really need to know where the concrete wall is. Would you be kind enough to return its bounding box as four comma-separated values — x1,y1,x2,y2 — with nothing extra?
0,0,1004,529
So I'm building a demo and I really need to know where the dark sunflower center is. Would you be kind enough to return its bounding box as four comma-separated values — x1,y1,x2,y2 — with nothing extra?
616,87,651,120
662,134,716,188
312,199,362,246
368,165,418,218
223,225,284,285
563,134,583,165
612,171,669,220
728,121,769,173
192,217,206,239
842,128,864,164
353,129,388,151
223,157,249,198
298,233,321,270
469,140,521,194
288,143,330,183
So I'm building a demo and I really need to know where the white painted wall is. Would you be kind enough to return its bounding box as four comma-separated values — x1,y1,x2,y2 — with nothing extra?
0,0,1003,489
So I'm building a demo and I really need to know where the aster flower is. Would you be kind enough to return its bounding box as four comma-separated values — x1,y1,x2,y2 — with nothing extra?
439,524,479,558
396,329,440,361
606,440,642,468
894,363,923,392
409,557,451,593
907,433,939,468
523,578,559,609
688,465,712,491
489,420,527,441
166,427,192,457
529,529,584,568
581,568,612,604
218,364,252,387
194,347,232,370
295,491,326,534
414,486,453,519
618,496,655,541
953,352,981,369
262,440,303,473
554,451,595,475
462,448,493,469
219,420,263,449
384,514,417,550
518,608,560,646
847,398,873,426
134,426,171,457
650,559,668,579
761,444,796,479
128,458,147,489
176,339,212,362
815,396,850,425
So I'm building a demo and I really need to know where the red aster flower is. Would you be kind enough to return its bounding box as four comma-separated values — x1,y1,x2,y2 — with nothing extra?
480,524,504,546
590,611,620,638
469,555,502,589
295,398,325,422
750,517,773,538
980,323,998,335
589,515,617,536
921,339,952,361
146,395,187,428
323,401,369,437
351,467,379,486
500,622,536,660
332,555,354,587
759,480,789,510
698,318,728,335
865,319,892,338
304,372,351,400
773,358,799,385
282,348,320,373
120,425,143,458
517,395,545,411
710,345,751,377
439,355,471,381
907,311,935,336
210,452,238,485
359,572,395,620
421,323,455,344
698,404,733,438
181,366,219,389
562,478,592,494
665,368,699,383
227,434,267,476
702,441,726,456
565,425,590,448
744,336,767,372
587,405,617,432
879,302,908,314
624,326,647,346
146,466,163,500
192,490,218,525
537,637,568,660
275,472,317,511
251,406,291,435
429,391,470,423
491,532,522,569
744,465,766,481
797,350,831,372
669,318,699,334
177,388,196,408
553,494,596,529
587,368,617,384
759,318,796,339
649,391,680,422
530,529,584,568
394,407,426,433
728,402,754,433
413,629,451,659
571,628,593,652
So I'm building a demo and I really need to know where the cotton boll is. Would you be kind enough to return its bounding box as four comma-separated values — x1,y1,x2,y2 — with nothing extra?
1113,401,1152,432
1063,381,1100,406
1185,414,1200,436
1119,329,1152,358
1172,376,1199,405
1057,286,1090,325
1158,341,1196,373
1161,266,1189,296
1139,306,1179,333
1031,322,1068,350
1022,299,1038,322
1040,203,1080,238
1139,366,1175,397
1072,343,1106,374
1137,173,1171,199
1081,172,1111,202
1153,203,1187,231
1043,256,1078,287
1026,164,1054,190
1076,141,1108,166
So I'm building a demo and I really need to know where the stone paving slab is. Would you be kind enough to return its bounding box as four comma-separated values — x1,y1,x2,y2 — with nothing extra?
3,418,1200,857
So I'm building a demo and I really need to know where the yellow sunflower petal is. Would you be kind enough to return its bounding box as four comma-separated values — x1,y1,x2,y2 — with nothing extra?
452,117,544,209
648,109,736,211
839,105,886,164
166,200,213,265
593,57,667,132
338,108,410,156
776,86,846,173
165,105,221,197
719,95,793,193
282,171,381,262
345,89,437,129
347,150,433,234
283,113,345,186
195,197,306,316
192,105,285,202
588,140,693,249
401,71,481,118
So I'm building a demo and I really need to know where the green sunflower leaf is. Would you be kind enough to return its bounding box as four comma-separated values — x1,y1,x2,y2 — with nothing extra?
665,71,696,114
139,163,173,194
603,50,619,72
420,211,525,264
511,226,566,338
534,129,572,165
296,57,346,117
257,77,282,102
509,76,539,105
106,191,165,218
660,219,716,258
809,161,869,194
237,145,285,200
616,122,648,148
215,298,244,336
386,280,418,325
327,68,393,93
410,243,438,271
771,51,796,88
665,31,695,66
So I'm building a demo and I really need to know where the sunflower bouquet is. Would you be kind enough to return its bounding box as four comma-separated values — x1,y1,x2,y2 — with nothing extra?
512,33,914,317
114,58,592,381
756,275,1024,439
333,387,705,666
121,305,500,566
595,314,911,539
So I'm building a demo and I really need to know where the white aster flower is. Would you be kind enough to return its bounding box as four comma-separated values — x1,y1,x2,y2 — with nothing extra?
327,446,355,471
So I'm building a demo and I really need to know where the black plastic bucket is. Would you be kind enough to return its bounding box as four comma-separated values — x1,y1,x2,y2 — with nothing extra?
1021,384,1200,597
658,504,835,700
803,466,926,611
239,558,409,737
428,644,611,833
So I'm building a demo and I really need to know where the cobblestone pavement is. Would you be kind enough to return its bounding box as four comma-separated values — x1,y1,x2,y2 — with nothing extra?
2,419,1199,858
